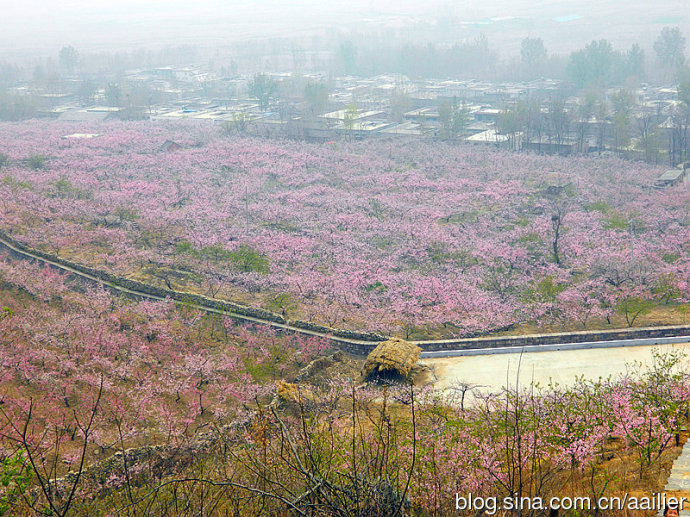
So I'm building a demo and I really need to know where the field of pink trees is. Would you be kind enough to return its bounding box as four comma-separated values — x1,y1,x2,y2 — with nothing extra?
0,257,330,439
1,120,689,337
0,257,687,515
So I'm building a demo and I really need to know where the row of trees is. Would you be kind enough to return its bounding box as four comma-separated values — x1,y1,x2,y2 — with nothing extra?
492,82,690,164
331,27,686,86
566,28,685,88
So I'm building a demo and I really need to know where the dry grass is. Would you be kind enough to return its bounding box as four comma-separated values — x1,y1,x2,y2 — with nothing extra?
496,304,690,337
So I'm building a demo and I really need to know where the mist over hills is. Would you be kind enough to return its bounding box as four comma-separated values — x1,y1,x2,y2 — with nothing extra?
1,0,687,58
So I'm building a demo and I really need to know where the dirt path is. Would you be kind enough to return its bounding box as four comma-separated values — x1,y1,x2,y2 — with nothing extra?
424,342,690,393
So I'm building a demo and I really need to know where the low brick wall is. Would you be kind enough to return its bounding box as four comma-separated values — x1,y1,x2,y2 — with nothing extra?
289,319,385,342
412,325,690,352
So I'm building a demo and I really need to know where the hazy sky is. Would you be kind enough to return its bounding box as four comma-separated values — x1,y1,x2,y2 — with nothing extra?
1,0,687,58
2,1,436,53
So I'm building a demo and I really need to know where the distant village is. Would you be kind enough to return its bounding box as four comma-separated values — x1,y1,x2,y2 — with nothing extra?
5,62,690,175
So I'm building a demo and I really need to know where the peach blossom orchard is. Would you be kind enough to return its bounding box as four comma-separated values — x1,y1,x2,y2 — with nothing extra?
1,120,690,514
0,258,689,514
1,121,689,336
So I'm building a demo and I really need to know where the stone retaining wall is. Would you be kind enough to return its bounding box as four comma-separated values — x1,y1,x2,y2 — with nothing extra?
2,230,689,355
0,231,385,343
412,324,690,352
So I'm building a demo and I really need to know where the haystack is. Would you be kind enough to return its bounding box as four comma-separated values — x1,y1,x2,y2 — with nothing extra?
362,338,421,379
276,380,315,405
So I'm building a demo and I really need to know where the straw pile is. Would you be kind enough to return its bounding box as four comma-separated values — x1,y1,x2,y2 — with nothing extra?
276,380,315,405
362,338,421,379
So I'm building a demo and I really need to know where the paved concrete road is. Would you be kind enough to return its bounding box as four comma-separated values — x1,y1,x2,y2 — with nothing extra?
424,342,690,393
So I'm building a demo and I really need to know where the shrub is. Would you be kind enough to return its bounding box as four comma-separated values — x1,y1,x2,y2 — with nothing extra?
0,452,31,517
26,154,46,170
229,244,270,273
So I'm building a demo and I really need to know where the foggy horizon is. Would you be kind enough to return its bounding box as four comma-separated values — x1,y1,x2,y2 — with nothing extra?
2,0,688,60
